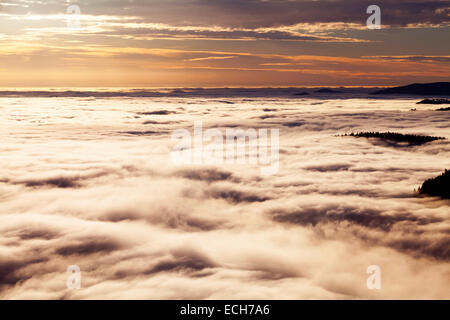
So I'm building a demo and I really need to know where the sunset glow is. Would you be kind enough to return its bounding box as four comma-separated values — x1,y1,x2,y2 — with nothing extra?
0,0,449,87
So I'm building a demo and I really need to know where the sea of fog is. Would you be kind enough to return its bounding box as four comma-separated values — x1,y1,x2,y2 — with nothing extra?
0,94,449,299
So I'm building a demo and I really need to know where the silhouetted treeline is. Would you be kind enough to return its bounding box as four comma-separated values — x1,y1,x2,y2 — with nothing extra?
341,132,445,145
419,170,450,199
417,98,450,105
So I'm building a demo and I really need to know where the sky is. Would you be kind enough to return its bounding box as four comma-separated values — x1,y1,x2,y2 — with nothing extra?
0,0,449,87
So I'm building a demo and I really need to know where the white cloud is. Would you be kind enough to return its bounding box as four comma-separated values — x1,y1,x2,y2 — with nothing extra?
0,95,448,299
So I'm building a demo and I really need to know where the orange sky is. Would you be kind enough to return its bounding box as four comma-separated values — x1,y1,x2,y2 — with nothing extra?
0,0,449,87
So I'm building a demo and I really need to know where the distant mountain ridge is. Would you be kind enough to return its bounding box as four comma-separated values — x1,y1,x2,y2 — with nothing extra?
373,82,450,96
0,87,373,98
1,83,449,98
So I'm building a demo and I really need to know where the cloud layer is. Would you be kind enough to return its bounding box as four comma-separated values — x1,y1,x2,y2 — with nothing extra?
0,95,449,299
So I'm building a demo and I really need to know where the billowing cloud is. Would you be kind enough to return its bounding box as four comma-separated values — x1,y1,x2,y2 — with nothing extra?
0,95,449,299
